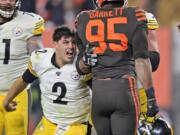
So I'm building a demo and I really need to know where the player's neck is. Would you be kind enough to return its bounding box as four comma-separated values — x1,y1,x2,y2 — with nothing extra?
55,55,65,68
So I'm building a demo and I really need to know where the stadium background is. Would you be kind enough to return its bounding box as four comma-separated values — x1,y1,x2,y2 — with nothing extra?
18,0,180,134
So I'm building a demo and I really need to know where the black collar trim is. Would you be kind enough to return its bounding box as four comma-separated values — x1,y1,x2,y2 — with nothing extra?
51,53,61,69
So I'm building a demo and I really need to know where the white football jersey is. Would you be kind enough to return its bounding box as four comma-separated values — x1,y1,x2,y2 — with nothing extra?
29,48,91,127
145,12,159,30
0,11,44,91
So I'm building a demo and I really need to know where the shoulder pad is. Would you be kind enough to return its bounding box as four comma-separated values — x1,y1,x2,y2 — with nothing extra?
20,11,45,36
145,12,159,30
31,48,49,63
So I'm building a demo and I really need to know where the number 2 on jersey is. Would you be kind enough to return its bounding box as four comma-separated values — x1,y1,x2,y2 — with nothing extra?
86,17,128,54
52,82,68,105
2,39,11,64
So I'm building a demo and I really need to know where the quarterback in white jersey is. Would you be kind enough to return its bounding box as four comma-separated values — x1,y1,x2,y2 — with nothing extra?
3,26,92,135
31,48,91,128
0,0,44,135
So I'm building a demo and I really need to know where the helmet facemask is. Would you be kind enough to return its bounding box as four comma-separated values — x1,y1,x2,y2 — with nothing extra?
0,0,20,19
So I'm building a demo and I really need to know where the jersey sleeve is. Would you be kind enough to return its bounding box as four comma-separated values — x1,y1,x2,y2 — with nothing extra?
135,8,148,24
145,12,159,30
132,8,149,59
32,14,45,36
28,51,39,77
22,51,39,83
24,12,45,39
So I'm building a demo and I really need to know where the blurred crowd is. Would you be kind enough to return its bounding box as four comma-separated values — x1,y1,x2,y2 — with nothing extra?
21,0,94,29
20,0,180,27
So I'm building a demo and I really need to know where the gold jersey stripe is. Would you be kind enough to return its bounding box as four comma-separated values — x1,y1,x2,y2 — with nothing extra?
148,24,159,30
28,62,38,77
33,25,45,35
84,73,92,81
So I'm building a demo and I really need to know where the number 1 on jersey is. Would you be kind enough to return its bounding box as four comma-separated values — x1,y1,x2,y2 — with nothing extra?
3,39,11,64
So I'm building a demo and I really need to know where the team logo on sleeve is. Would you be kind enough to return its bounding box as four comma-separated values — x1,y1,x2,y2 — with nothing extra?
71,71,80,81
12,27,23,37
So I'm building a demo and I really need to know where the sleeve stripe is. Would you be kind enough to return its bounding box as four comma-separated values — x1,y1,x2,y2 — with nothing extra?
33,26,45,35
148,23,159,26
28,62,38,77
135,12,146,17
137,17,147,21
84,73,92,81
35,23,44,28
135,9,147,22
148,24,159,27
148,20,158,23
148,25,159,30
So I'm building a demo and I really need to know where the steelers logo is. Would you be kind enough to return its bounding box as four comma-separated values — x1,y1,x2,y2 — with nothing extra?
12,27,23,37
71,71,80,81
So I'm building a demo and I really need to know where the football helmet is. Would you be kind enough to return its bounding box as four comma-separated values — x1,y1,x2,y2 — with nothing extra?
93,0,128,8
138,117,174,135
0,0,21,18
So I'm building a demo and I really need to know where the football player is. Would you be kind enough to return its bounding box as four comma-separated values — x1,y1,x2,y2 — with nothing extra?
0,0,44,135
75,0,159,134
138,11,160,119
3,26,92,135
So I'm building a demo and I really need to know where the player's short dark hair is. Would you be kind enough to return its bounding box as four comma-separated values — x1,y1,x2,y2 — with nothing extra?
53,25,75,42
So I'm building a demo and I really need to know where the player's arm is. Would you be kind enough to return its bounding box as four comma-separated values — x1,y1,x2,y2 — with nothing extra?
133,9,159,117
3,76,28,112
27,14,45,54
3,62,38,111
76,51,91,75
133,28,153,89
148,30,159,52
75,12,97,75
75,33,97,75
133,31,159,117
146,12,160,72
27,35,43,54
76,45,97,75
75,33,90,75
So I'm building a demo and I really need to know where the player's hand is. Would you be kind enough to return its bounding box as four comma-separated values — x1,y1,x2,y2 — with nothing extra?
3,101,17,112
145,87,159,117
83,44,97,66
140,113,160,124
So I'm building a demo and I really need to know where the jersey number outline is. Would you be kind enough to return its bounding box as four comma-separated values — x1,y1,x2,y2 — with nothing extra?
2,39,11,64
86,17,128,54
52,82,68,105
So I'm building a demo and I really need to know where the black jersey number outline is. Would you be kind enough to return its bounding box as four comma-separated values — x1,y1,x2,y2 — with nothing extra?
52,82,68,105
